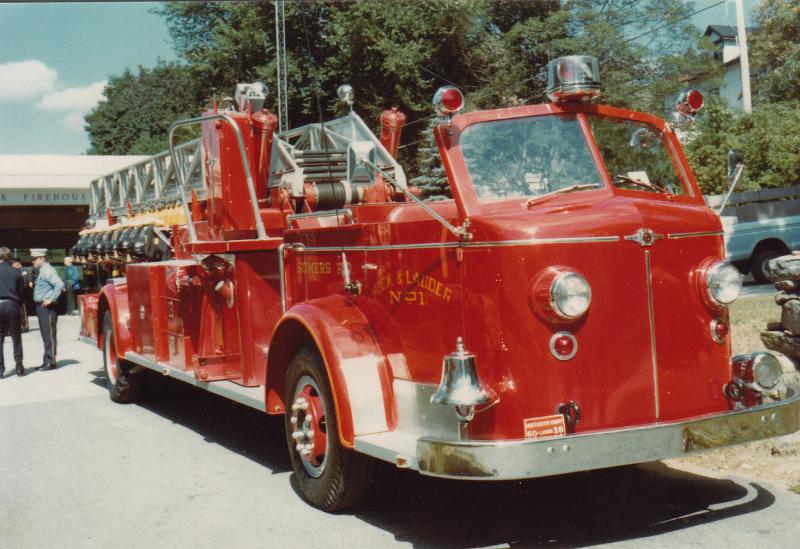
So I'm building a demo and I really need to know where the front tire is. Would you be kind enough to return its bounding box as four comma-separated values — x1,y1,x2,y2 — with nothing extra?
102,311,143,403
284,346,374,512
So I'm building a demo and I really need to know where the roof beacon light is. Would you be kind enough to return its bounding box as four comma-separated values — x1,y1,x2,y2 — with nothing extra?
433,86,465,122
547,56,601,102
676,89,704,115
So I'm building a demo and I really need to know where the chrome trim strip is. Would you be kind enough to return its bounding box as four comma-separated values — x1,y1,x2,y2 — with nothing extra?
124,352,266,412
293,235,620,254
412,387,800,480
286,208,355,228
667,230,724,239
79,335,98,348
279,242,304,312
645,250,660,420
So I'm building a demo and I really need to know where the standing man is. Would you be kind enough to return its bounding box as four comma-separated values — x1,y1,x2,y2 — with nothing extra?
0,247,25,378
32,249,63,371
11,257,30,332
63,257,80,315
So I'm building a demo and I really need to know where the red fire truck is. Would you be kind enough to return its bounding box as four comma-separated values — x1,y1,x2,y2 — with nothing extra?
76,56,800,511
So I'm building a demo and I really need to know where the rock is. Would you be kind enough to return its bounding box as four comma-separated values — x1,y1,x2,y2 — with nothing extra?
761,330,800,358
769,441,798,457
775,280,799,291
767,321,784,331
777,354,799,374
782,300,800,334
775,291,800,305
767,255,800,281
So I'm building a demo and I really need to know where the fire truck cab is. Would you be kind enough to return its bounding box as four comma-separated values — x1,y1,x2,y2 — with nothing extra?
78,56,800,511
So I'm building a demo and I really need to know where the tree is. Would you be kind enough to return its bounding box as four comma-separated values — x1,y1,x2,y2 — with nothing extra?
683,96,738,194
749,0,800,104
85,62,204,155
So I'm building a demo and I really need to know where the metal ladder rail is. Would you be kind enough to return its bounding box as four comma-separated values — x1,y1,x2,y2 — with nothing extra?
168,114,268,242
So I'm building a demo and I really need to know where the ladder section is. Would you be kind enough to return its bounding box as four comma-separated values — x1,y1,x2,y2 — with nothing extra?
89,137,203,218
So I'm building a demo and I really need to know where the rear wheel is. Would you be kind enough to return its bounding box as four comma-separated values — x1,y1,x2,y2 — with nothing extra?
284,346,373,512
751,247,783,284
102,311,143,403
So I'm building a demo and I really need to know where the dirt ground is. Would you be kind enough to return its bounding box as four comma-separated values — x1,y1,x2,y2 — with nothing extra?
667,293,800,493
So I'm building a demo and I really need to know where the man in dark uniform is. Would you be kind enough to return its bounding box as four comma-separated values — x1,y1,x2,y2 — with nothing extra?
0,247,25,378
11,258,30,332
32,248,63,371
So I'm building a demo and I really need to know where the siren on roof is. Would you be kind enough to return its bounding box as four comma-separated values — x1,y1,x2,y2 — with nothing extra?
234,81,268,112
546,56,601,103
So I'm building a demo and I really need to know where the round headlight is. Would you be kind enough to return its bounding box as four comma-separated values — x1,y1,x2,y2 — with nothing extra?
550,272,591,319
752,352,782,391
707,262,742,305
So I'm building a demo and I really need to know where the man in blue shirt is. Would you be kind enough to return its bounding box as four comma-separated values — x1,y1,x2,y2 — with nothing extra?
64,257,80,315
32,249,64,371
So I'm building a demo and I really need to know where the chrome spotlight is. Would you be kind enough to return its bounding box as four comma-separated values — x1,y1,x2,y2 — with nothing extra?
431,337,496,407
337,84,354,105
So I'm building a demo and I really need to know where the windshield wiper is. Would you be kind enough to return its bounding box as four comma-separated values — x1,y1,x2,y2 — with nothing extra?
613,175,673,196
526,184,600,208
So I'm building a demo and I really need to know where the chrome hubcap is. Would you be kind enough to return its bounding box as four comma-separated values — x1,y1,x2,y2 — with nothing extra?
290,375,328,478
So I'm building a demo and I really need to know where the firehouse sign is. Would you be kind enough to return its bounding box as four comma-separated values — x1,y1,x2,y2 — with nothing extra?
0,189,89,206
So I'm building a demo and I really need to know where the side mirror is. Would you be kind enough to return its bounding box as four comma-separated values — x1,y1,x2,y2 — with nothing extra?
727,149,744,183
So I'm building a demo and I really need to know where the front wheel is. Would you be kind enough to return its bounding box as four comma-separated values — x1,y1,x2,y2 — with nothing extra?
102,311,143,403
284,346,374,512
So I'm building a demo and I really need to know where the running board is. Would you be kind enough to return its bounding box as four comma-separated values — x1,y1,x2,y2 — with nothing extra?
79,335,98,348
124,352,266,412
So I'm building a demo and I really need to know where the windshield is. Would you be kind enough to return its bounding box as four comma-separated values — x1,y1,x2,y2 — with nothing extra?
459,114,603,200
587,115,686,196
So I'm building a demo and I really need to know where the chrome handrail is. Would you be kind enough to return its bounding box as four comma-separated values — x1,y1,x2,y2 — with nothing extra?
168,114,268,242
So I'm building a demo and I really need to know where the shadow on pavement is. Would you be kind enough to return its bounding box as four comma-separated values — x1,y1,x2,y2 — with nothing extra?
87,368,775,546
354,461,774,547
114,371,291,474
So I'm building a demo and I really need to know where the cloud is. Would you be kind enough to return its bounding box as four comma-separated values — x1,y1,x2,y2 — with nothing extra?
0,60,58,100
37,80,107,112
61,112,86,132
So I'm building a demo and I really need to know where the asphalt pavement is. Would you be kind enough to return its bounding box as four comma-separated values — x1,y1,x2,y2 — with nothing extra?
1,315,799,548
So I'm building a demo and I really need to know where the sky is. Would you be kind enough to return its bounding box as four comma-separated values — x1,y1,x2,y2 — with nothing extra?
0,1,757,156
0,2,176,154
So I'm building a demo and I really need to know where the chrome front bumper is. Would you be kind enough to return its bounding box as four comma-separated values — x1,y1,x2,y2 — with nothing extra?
415,387,800,480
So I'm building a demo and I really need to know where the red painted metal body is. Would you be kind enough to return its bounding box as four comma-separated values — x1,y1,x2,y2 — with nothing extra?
83,100,738,450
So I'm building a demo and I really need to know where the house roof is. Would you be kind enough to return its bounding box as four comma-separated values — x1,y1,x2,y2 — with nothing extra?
704,24,752,40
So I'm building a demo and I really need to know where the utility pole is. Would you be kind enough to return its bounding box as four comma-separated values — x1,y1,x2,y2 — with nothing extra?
274,0,288,132
735,0,752,113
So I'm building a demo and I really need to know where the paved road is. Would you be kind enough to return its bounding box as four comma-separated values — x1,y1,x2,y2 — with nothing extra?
1,316,799,548
740,281,774,298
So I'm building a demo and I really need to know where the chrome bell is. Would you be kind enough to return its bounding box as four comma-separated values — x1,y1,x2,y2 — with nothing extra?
431,338,496,407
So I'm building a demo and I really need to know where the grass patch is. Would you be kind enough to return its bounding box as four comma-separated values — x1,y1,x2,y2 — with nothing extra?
729,294,780,355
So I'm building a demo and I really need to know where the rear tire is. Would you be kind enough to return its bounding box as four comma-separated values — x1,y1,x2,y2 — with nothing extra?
751,248,783,284
102,311,143,403
284,346,374,512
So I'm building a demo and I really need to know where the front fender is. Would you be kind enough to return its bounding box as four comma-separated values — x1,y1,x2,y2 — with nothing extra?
97,283,132,360
267,295,394,447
